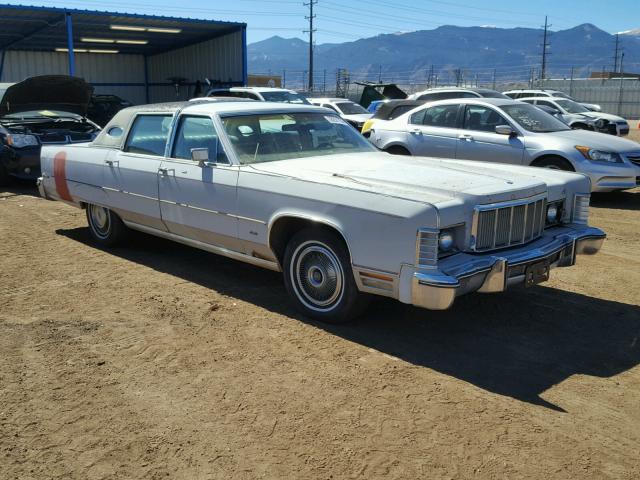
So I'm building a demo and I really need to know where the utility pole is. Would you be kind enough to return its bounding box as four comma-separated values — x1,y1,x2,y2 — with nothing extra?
492,68,496,90
378,65,382,83
569,66,574,96
303,0,317,92
613,33,620,73
540,15,551,81
618,53,625,115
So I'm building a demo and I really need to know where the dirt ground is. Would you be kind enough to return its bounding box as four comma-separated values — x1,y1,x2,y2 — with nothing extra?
1,153,640,478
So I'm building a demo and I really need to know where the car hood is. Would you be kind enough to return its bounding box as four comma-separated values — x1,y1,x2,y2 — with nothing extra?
341,113,373,122
249,152,559,206
0,75,94,116
578,111,625,122
541,129,640,151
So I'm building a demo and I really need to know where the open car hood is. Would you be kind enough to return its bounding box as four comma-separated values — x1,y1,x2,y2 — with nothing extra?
0,75,94,117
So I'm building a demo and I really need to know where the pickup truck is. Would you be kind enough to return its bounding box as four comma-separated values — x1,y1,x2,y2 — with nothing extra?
38,100,605,323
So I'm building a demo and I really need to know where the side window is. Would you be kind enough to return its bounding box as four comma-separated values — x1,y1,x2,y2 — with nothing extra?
411,104,460,128
171,116,228,163
322,103,340,113
463,105,508,132
417,93,434,101
460,92,480,98
536,100,555,108
124,115,172,156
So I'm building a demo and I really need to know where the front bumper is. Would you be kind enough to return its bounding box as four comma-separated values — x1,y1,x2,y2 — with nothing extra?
579,161,640,192
410,224,605,310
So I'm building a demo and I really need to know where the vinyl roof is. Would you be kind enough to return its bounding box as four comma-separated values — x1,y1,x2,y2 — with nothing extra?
0,4,245,55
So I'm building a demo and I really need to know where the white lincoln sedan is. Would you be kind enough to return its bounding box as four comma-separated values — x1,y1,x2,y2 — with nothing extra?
38,100,604,322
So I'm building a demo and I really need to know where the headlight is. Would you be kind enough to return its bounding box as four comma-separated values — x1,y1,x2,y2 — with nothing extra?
7,134,39,148
545,201,564,227
438,231,454,252
575,146,622,163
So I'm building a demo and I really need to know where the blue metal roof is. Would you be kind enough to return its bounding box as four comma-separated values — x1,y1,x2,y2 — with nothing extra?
0,4,246,55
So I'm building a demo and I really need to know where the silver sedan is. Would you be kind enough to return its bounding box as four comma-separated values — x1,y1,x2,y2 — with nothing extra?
368,98,640,192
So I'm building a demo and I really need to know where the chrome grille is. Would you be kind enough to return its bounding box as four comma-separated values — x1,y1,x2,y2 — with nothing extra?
473,197,546,251
627,152,640,166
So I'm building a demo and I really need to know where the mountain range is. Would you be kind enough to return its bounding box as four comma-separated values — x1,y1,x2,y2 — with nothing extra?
248,24,640,83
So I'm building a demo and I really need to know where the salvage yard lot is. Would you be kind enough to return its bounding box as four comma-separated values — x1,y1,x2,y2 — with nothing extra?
1,177,639,477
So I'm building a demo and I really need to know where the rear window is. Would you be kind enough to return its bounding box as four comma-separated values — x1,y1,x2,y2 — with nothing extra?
124,114,172,156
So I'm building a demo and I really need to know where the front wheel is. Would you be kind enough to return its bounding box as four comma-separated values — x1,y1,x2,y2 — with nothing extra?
86,204,128,247
283,228,369,323
0,163,11,187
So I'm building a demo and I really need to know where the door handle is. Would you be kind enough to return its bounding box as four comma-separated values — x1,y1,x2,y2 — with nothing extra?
104,159,119,166
458,134,474,141
411,128,423,135
158,168,174,176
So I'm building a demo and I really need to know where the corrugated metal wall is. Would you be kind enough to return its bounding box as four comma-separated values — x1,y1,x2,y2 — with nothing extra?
1,29,244,105
147,30,243,102
1,50,147,104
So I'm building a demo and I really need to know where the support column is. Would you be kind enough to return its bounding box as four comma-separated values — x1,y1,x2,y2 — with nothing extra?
0,50,6,82
241,25,248,86
65,12,75,76
144,55,150,103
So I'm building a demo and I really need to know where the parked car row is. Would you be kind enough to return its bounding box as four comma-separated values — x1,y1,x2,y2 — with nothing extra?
366,97,640,192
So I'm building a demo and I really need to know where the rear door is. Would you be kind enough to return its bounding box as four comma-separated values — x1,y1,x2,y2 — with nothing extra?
405,103,462,158
103,113,172,230
158,114,240,251
455,104,525,165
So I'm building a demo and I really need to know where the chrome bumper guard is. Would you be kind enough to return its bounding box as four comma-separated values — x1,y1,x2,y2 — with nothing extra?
36,176,49,200
411,225,605,310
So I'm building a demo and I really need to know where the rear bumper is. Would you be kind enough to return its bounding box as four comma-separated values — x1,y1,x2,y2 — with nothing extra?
410,224,605,310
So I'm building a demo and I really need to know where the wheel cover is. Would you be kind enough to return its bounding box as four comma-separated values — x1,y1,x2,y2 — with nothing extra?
89,204,111,239
291,241,344,312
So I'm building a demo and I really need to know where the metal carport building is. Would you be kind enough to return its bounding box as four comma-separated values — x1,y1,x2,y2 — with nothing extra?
0,4,247,104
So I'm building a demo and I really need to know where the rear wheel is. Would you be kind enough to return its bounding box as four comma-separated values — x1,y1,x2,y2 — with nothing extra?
0,163,11,187
283,228,369,323
532,156,574,171
385,145,411,156
86,204,128,247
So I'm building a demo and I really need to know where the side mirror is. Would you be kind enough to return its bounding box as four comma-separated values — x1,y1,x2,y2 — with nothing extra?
191,147,209,167
495,125,515,136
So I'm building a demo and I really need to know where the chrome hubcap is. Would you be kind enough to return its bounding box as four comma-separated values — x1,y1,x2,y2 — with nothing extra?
89,205,110,238
292,242,344,311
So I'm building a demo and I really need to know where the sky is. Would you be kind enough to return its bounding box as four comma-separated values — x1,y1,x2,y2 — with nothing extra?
10,0,640,44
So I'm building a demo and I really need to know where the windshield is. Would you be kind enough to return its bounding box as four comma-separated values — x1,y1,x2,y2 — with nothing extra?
221,112,376,164
335,102,368,115
501,103,570,133
555,99,589,114
551,92,572,99
260,91,310,104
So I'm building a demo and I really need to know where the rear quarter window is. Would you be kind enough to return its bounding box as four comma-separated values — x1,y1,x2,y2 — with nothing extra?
124,114,173,156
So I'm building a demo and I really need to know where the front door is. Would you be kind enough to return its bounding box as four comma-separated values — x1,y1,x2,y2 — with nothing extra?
405,103,461,158
455,104,525,165
158,115,240,251
103,113,173,230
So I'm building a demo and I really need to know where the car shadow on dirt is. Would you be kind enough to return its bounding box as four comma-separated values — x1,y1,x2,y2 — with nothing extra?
591,188,640,211
0,180,40,199
57,226,640,412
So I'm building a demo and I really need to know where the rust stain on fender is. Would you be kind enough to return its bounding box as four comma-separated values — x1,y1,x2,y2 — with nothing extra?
53,151,72,201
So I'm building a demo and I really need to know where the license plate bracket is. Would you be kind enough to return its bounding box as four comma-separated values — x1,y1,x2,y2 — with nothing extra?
524,260,550,287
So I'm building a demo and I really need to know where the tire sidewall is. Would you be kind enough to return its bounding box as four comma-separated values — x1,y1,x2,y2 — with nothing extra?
86,204,126,246
283,228,367,323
